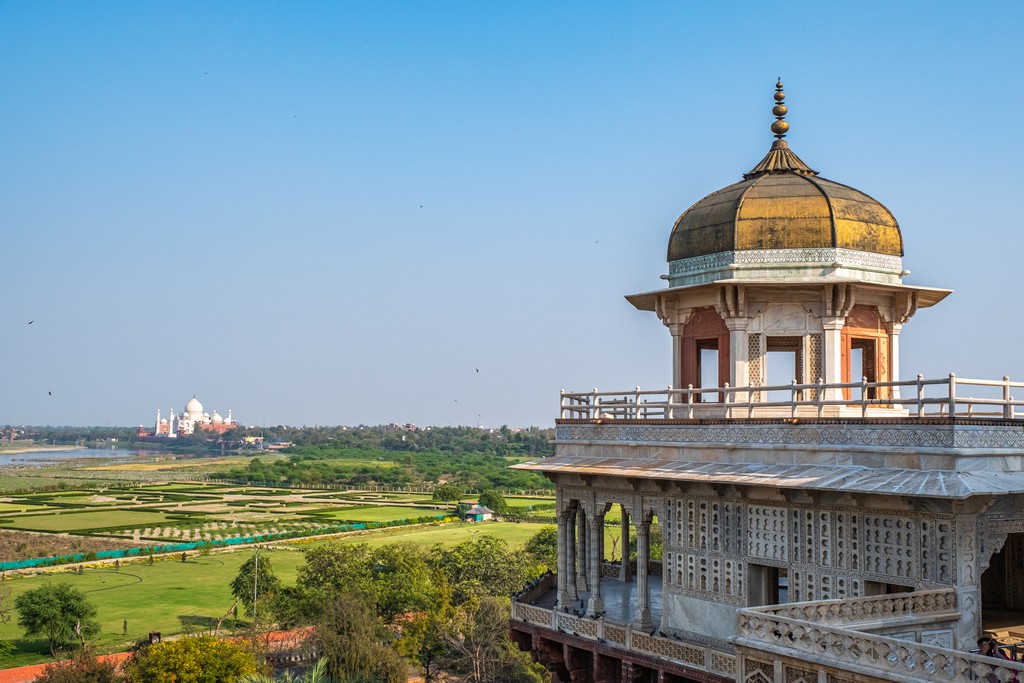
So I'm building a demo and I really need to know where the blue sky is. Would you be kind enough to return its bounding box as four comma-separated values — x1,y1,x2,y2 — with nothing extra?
2,2,1023,428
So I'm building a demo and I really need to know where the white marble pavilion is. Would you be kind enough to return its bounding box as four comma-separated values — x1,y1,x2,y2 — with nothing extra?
509,82,1024,683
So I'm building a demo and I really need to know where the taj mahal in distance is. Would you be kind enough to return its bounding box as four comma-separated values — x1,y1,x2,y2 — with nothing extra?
137,395,237,438
510,82,1024,683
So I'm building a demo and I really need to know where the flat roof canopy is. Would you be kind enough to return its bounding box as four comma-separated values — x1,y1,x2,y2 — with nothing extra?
514,456,1023,500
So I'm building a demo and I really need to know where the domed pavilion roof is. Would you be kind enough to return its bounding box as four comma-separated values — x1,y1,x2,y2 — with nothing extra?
666,81,904,288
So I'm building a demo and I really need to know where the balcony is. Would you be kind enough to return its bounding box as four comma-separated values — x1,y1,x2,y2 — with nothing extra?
560,375,1024,422
735,589,1024,683
512,570,738,681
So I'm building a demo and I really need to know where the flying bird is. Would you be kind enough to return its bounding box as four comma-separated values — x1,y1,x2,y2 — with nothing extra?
28,320,34,325
475,368,479,373
48,391,52,396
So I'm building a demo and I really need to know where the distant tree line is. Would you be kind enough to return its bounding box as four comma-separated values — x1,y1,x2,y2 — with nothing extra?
5,424,553,459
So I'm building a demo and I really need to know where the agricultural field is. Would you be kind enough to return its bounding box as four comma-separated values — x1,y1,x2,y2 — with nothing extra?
0,482,555,566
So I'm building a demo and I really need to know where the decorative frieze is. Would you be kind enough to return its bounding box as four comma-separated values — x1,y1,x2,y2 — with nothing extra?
555,421,1024,450
668,248,904,277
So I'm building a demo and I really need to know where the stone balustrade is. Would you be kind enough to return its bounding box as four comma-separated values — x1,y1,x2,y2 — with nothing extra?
751,588,957,626
735,590,1022,683
511,599,737,679
560,374,1024,421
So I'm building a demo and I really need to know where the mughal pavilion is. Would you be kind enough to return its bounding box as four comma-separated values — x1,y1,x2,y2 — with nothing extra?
509,82,1024,683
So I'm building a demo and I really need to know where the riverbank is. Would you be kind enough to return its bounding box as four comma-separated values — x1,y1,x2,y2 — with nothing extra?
0,445,82,455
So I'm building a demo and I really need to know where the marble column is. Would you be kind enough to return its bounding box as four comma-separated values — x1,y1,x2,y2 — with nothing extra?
822,317,845,402
620,508,632,582
890,322,902,399
566,507,578,602
725,319,749,403
576,513,588,593
631,517,653,630
556,510,571,609
669,323,684,395
587,512,605,615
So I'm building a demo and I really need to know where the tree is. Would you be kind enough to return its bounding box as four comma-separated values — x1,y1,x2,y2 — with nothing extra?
477,490,509,516
298,543,374,598
231,551,282,625
429,535,536,605
122,635,258,682
442,596,545,683
16,582,100,657
524,526,557,570
33,650,122,683
432,484,463,502
313,591,406,683
369,542,438,623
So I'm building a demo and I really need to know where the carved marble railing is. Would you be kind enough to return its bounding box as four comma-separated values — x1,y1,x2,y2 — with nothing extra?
560,374,1024,421
755,588,957,627
735,590,1021,683
511,600,736,679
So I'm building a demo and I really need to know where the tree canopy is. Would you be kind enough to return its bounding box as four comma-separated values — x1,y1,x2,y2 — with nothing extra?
231,551,282,623
15,582,99,657
122,635,258,683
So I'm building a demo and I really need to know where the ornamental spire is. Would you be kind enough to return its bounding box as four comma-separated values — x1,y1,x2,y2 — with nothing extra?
743,79,818,179
771,78,789,139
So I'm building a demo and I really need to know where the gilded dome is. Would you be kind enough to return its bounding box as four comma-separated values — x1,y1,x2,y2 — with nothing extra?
666,81,904,286
667,154,904,261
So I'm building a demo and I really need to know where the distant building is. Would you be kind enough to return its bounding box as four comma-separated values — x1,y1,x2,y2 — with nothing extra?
463,505,494,522
137,395,236,438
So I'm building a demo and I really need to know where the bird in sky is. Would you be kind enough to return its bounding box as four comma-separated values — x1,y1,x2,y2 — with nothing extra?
48,391,52,396
28,320,34,325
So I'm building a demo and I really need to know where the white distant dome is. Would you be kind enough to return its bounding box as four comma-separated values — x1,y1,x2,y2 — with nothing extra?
185,397,203,414
160,417,168,424
211,411,224,423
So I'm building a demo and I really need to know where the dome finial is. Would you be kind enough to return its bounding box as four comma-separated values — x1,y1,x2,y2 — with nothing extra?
771,78,789,140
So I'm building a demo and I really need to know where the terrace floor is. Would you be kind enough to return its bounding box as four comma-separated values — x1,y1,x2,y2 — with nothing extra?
532,574,665,627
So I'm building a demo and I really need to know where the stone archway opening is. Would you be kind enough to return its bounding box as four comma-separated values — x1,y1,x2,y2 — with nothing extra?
981,532,1024,645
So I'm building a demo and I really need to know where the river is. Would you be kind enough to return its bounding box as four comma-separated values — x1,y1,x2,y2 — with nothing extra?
0,446,176,467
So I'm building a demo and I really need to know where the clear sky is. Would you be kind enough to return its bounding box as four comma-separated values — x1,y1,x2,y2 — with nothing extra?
2,2,1023,428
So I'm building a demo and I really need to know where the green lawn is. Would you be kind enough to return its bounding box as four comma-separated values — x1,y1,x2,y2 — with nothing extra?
313,506,447,523
297,520,551,550
0,549,306,667
504,496,555,508
1,509,172,533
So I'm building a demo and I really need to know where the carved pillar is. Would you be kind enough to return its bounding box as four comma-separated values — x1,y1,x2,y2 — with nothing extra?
631,516,653,630
954,512,981,648
587,511,605,615
725,318,749,402
620,508,632,582
576,513,588,593
822,317,845,401
557,508,571,608
890,322,903,399
668,323,684,392
567,507,579,602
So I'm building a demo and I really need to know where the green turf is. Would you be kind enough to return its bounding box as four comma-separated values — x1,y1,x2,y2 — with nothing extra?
312,506,447,523
296,520,550,550
1,509,172,532
0,548,306,666
504,496,556,507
